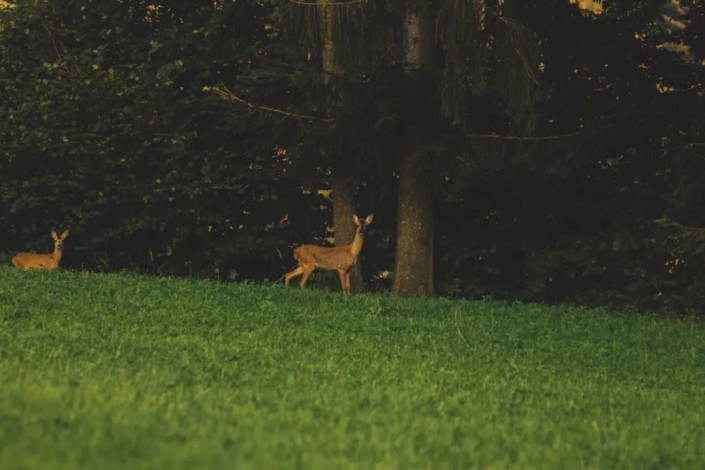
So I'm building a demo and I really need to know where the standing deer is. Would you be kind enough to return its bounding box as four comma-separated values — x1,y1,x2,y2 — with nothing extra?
284,214,374,295
11,230,70,271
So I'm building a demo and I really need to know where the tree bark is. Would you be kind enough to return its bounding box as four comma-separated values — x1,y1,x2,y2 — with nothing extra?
392,161,435,296
403,7,435,70
320,0,365,293
392,5,436,297
332,175,365,293
320,0,337,86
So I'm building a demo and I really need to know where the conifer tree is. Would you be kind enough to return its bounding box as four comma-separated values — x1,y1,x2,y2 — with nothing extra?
276,0,540,296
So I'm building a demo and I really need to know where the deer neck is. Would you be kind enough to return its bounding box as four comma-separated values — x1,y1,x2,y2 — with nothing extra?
349,230,365,257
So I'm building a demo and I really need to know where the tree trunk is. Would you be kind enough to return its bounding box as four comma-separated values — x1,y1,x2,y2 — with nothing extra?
403,7,435,70
332,175,365,293
320,0,365,293
320,0,337,86
392,161,435,296
392,5,436,297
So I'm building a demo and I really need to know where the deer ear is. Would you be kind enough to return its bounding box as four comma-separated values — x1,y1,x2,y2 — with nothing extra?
365,214,374,224
51,230,58,239
352,215,360,225
60,230,69,239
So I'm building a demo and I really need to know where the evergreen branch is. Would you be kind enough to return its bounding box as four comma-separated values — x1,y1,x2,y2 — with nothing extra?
483,5,535,35
467,133,705,150
466,131,581,141
203,85,328,122
655,217,705,234
40,19,78,76
482,6,540,86
286,0,368,6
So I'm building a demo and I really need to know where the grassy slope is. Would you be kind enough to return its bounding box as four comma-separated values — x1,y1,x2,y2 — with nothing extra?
0,266,704,469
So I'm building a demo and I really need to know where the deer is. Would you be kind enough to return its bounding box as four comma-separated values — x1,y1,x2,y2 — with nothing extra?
284,214,374,295
11,230,70,271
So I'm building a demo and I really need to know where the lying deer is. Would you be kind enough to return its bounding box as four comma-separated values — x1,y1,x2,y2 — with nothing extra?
284,214,374,295
12,230,70,271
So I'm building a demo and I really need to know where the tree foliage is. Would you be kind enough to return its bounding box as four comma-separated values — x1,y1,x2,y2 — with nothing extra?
0,0,318,279
1,0,705,313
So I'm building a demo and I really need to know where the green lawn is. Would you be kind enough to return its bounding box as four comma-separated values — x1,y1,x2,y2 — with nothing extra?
1,266,704,469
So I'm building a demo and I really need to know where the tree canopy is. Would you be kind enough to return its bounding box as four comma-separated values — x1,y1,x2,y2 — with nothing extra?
1,0,704,313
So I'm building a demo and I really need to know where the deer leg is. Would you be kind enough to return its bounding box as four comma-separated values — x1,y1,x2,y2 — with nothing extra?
300,267,315,288
284,266,305,287
338,269,352,295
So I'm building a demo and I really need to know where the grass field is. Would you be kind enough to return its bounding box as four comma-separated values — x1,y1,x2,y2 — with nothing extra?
1,266,704,469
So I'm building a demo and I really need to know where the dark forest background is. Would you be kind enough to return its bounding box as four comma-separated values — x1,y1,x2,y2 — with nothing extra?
1,0,704,314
